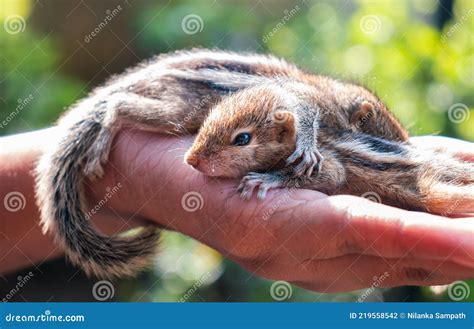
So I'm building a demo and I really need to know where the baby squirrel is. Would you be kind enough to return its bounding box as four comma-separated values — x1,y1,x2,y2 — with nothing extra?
35,49,471,279
185,81,474,213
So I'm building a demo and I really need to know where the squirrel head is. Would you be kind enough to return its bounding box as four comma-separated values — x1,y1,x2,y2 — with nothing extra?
185,84,298,178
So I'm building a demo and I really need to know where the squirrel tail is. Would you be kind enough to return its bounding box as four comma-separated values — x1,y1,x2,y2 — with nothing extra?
36,115,160,279
418,154,474,216
334,133,474,216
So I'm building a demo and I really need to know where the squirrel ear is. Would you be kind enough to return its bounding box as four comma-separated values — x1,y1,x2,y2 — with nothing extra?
273,110,296,142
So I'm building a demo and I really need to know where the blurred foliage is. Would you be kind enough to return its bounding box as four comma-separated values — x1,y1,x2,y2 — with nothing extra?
0,0,472,302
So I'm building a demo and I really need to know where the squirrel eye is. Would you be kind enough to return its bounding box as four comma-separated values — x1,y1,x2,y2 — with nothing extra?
232,132,252,146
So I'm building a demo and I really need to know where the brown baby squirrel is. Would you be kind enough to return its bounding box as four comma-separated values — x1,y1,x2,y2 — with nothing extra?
35,49,472,279
185,81,474,213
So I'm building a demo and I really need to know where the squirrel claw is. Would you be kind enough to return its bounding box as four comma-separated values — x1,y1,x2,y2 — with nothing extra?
238,172,285,200
287,147,324,178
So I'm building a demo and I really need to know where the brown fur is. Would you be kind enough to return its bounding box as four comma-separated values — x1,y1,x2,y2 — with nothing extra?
187,83,474,214
35,48,440,279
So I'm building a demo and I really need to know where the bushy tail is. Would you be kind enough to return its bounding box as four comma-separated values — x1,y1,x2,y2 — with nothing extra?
36,117,160,278
417,151,474,216
334,133,474,215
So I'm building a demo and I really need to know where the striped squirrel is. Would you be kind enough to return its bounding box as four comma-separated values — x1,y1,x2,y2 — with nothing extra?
36,49,464,279
185,81,474,213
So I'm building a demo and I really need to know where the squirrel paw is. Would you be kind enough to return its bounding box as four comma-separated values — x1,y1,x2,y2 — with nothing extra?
238,172,285,200
286,147,324,177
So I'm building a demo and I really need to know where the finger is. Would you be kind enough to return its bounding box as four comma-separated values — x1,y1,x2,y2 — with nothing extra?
410,136,474,162
290,255,473,293
274,195,474,268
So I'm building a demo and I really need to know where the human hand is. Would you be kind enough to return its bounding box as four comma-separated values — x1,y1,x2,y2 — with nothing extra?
89,131,474,292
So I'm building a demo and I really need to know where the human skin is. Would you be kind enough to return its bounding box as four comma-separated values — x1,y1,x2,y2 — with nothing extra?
0,128,473,292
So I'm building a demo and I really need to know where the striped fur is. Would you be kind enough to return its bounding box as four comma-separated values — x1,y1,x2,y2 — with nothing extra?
35,49,418,278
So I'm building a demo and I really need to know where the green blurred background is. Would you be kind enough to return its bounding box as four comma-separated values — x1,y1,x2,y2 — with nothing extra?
0,0,472,302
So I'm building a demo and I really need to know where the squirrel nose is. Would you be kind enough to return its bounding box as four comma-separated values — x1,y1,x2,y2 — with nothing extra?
185,154,201,168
